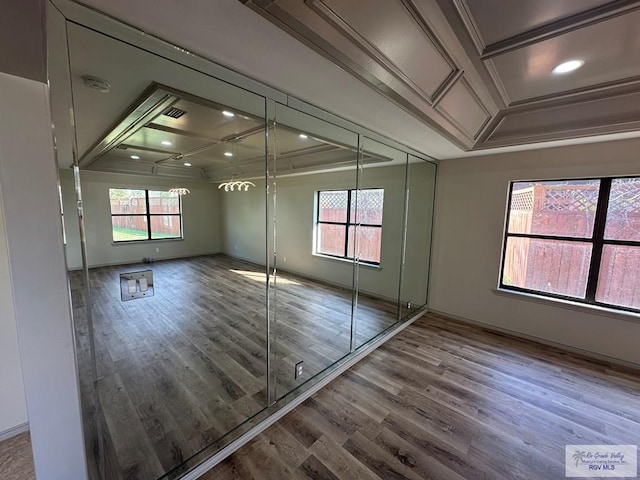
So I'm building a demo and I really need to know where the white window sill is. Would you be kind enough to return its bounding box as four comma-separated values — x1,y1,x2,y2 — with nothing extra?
312,253,381,270
493,287,640,325
111,238,184,246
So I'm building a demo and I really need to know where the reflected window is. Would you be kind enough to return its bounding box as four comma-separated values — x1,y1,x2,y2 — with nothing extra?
109,188,182,242
316,188,384,264
500,176,640,312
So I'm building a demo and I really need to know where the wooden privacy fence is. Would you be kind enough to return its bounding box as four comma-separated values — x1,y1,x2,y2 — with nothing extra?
505,183,640,306
111,197,180,236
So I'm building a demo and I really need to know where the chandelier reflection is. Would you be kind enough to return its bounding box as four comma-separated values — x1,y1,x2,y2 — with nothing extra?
218,180,256,192
169,187,191,196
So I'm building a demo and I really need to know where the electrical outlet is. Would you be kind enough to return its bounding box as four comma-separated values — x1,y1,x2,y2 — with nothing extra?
407,301,412,309
155,247,160,253
294,361,303,379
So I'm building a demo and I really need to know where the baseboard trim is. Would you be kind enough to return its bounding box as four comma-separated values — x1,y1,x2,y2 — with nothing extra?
0,422,29,443
427,308,640,371
67,251,222,271
179,309,426,480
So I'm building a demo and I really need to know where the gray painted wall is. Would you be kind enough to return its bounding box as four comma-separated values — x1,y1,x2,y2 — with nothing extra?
0,181,27,435
60,169,222,269
430,136,640,366
220,163,435,303
0,71,87,479
0,0,47,442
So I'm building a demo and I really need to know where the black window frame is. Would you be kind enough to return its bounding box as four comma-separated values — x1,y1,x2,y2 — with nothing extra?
315,188,384,266
500,175,640,314
109,188,183,243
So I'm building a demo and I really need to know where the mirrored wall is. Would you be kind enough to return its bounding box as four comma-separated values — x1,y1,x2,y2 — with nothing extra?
50,3,436,479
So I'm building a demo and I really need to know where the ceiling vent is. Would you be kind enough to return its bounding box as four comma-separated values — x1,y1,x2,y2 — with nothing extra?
163,107,187,119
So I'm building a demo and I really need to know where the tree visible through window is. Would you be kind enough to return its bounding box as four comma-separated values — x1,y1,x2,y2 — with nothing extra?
315,188,384,264
500,176,640,312
109,188,182,242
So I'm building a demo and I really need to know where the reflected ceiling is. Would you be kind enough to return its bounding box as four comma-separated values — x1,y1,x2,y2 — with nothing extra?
80,84,391,182
62,21,399,182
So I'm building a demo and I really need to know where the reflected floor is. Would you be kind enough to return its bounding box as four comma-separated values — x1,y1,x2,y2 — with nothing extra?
70,254,398,480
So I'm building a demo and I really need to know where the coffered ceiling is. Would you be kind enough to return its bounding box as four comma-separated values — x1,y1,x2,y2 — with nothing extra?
242,0,640,151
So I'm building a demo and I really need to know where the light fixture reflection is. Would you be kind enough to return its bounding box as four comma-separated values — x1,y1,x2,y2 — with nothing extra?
183,162,192,167
169,187,190,196
130,155,140,160
161,140,173,146
218,180,255,192
299,134,308,139
222,111,235,117
224,152,233,157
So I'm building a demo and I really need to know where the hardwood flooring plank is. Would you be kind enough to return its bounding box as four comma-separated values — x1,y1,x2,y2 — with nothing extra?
71,254,398,479
68,258,640,480
202,312,640,480
298,454,341,480
308,435,379,480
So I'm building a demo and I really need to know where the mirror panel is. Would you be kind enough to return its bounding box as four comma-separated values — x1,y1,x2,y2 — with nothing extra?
400,156,437,318
270,103,358,400
62,22,269,479
51,5,438,478
353,138,407,348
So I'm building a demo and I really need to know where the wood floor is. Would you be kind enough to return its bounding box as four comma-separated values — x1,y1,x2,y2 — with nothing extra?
202,312,640,480
70,254,400,480
0,432,35,480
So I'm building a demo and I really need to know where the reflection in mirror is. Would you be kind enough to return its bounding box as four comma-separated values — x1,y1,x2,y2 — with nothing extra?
353,139,407,348
51,5,439,478
59,21,269,479
269,104,358,399
400,156,437,319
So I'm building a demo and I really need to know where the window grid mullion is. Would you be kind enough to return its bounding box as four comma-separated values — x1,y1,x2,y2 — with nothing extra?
145,190,151,240
345,189,352,259
585,178,612,302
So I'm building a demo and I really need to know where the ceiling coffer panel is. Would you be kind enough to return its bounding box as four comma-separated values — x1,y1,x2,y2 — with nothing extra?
489,8,640,104
242,0,500,150
433,0,640,148
307,0,457,102
455,0,614,55
481,88,640,148
434,75,491,140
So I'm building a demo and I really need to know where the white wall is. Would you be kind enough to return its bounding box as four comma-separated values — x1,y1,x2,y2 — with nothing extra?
61,169,222,269
0,0,47,442
0,183,27,436
0,71,87,479
220,163,434,302
430,136,640,366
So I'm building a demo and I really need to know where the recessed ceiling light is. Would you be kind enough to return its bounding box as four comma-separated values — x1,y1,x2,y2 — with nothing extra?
130,155,140,160
299,134,308,139
552,59,584,74
222,111,235,118
224,152,233,157
183,162,192,167
161,140,172,146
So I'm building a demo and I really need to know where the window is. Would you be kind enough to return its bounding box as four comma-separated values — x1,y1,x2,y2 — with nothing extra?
109,188,182,242
315,188,384,264
500,176,640,313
